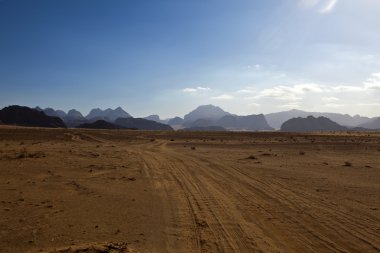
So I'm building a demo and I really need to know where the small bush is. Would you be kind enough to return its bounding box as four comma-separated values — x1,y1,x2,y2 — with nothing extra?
16,148,27,159
344,161,352,167
15,148,46,159
191,147,196,150
246,155,257,160
299,151,305,155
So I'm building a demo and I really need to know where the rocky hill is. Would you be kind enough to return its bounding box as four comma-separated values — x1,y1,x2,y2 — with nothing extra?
115,117,173,130
184,105,230,123
217,114,273,131
280,116,347,132
359,117,380,130
77,120,122,129
183,126,226,131
266,109,372,129
86,107,131,122
168,117,184,126
0,106,66,128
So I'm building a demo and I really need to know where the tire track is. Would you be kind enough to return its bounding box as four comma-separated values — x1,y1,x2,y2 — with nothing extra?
130,140,380,252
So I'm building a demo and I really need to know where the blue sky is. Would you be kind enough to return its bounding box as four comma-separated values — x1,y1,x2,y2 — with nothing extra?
1,0,380,118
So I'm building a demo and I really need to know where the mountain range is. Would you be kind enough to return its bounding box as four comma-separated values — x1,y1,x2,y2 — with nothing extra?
1,104,379,131
281,116,348,132
1,106,66,128
265,109,372,129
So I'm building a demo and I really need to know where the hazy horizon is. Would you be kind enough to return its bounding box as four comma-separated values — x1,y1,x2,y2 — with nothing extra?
1,0,380,118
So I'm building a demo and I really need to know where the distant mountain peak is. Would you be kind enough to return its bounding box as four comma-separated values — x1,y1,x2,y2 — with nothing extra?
85,107,131,121
184,104,230,123
0,105,66,128
265,109,372,129
144,114,161,122
67,109,84,119
281,116,347,132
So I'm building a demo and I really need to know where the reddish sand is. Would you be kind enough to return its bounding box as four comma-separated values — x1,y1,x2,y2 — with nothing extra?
0,126,379,252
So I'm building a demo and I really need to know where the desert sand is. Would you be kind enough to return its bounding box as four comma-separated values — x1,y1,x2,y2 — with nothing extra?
0,126,379,252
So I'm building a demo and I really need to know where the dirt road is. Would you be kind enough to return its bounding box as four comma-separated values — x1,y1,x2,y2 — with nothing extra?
0,127,379,252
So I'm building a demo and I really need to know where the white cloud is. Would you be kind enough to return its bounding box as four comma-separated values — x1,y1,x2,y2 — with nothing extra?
320,0,338,13
294,83,326,93
322,96,340,102
257,86,301,101
211,94,234,100
182,86,211,93
178,72,379,117
236,89,256,94
255,83,326,101
331,85,366,92
363,73,380,90
247,64,262,70
359,103,380,106
325,103,344,107
182,88,197,93
280,102,302,109
196,86,211,91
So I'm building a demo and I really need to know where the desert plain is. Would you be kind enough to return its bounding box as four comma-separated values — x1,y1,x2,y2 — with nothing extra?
0,126,379,253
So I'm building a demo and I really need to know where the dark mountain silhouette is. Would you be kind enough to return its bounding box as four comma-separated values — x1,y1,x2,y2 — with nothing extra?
86,107,131,121
168,117,184,125
43,108,59,117
12,104,379,131
64,119,88,128
280,116,347,132
87,116,111,123
77,120,122,129
67,109,84,119
55,110,67,118
216,114,273,131
35,107,84,127
181,105,272,131
115,117,173,130
184,105,230,123
86,108,103,119
144,114,161,122
0,105,66,128
266,109,372,129
359,117,380,129
107,107,131,121
349,127,374,132
64,109,87,128
37,107,68,119
183,126,226,131
184,118,217,128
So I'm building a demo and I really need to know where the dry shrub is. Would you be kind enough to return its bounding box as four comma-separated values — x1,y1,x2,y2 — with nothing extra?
15,148,46,159
344,161,352,167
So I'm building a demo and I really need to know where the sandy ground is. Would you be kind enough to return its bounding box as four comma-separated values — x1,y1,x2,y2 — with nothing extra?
0,126,379,253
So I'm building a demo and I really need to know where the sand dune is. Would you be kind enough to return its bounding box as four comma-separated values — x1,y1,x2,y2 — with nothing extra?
0,126,379,252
